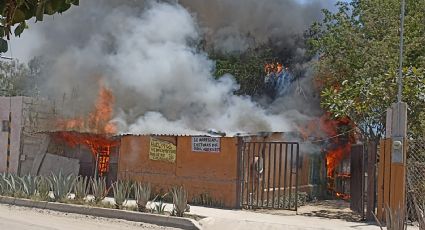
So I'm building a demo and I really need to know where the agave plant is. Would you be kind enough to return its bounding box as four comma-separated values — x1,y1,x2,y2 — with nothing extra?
0,173,8,195
91,177,110,204
112,180,131,209
152,194,168,214
154,200,166,214
73,176,90,201
134,182,151,212
36,176,51,201
171,186,188,217
50,172,75,202
5,174,23,197
20,174,38,198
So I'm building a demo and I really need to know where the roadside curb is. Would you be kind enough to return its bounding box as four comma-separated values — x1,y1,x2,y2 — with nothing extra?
0,196,201,230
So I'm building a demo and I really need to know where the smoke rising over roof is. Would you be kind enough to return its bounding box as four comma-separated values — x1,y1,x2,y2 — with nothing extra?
8,0,332,135
180,0,329,53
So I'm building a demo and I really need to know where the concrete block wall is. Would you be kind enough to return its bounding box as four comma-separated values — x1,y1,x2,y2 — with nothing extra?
0,96,57,175
0,97,23,174
19,97,56,176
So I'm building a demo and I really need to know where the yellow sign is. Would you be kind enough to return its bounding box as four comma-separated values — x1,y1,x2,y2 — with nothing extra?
149,138,176,163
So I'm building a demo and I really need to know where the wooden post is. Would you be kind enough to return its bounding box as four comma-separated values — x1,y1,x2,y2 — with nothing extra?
389,102,407,213
377,102,408,222
377,102,407,222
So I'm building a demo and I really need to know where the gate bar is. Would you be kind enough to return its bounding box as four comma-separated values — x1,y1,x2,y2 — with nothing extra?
295,143,299,212
288,144,294,209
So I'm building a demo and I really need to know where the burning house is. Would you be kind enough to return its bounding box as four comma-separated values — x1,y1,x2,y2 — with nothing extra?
0,1,362,210
0,92,354,208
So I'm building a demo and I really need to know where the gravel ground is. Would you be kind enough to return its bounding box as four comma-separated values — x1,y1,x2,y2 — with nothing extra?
0,204,182,230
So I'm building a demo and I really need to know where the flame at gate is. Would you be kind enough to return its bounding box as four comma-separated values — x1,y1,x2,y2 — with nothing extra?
326,143,351,178
297,112,354,199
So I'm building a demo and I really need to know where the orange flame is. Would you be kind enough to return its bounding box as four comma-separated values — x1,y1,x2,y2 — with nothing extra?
57,83,116,134
336,192,351,200
326,143,351,178
54,82,118,177
296,112,354,192
264,62,287,75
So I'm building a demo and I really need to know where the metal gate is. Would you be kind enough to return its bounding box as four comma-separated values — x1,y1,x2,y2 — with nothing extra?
239,141,300,210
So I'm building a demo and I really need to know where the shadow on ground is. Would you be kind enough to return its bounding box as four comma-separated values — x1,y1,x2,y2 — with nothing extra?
253,199,363,222
299,200,363,222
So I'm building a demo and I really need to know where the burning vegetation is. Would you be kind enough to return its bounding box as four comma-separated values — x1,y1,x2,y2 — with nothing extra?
263,62,294,98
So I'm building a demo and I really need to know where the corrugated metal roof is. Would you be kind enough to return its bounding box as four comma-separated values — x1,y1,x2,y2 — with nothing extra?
115,132,225,138
35,130,291,138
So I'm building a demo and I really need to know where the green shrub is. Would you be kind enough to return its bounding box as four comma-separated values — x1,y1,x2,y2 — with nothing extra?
152,194,168,214
36,176,51,200
20,174,38,198
50,172,75,202
90,177,110,204
73,176,90,201
134,182,151,212
112,180,131,209
171,186,188,217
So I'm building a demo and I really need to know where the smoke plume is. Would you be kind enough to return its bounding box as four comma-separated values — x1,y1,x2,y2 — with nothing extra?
9,0,332,135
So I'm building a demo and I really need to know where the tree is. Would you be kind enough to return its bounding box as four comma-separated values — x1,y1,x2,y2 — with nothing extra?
212,47,274,96
0,60,28,96
0,0,79,53
308,0,425,140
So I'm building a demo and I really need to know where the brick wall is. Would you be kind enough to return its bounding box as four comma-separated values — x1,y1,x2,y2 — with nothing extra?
117,135,239,208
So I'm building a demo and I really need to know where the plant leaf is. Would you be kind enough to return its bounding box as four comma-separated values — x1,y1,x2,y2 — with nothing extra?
14,22,27,37
0,38,8,53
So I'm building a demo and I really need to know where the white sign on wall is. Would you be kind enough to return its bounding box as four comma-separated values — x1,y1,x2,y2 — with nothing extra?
192,137,220,152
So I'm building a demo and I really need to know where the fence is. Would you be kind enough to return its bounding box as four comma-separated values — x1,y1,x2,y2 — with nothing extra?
239,141,300,210
406,139,425,226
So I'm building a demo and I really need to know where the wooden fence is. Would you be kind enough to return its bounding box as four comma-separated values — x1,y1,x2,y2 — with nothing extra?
376,138,406,221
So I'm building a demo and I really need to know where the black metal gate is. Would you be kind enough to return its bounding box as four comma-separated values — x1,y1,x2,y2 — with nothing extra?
239,141,300,210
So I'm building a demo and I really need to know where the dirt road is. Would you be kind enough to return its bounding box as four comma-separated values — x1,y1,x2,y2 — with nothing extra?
0,204,181,230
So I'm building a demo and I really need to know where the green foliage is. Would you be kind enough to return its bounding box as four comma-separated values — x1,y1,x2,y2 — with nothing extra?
73,176,90,201
5,174,23,197
50,171,75,202
19,174,38,198
0,173,21,197
134,182,151,212
152,193,168,215
308,0,425,139
0,0,79,52
171,186,188,217
191,192,224,208
111,180,131,209
90,177,109,204
212,48,274,96
36,176,51,200
0,38,7,53
0,60,30,96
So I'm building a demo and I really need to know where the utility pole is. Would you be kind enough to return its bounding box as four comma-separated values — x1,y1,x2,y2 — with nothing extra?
382,0,408,222
397,0,406,103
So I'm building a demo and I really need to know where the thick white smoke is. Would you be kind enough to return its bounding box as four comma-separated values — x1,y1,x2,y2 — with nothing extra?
114,3,296,134
8,1,332,135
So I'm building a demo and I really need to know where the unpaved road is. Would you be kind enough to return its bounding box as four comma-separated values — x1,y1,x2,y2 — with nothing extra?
0,204,181,230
